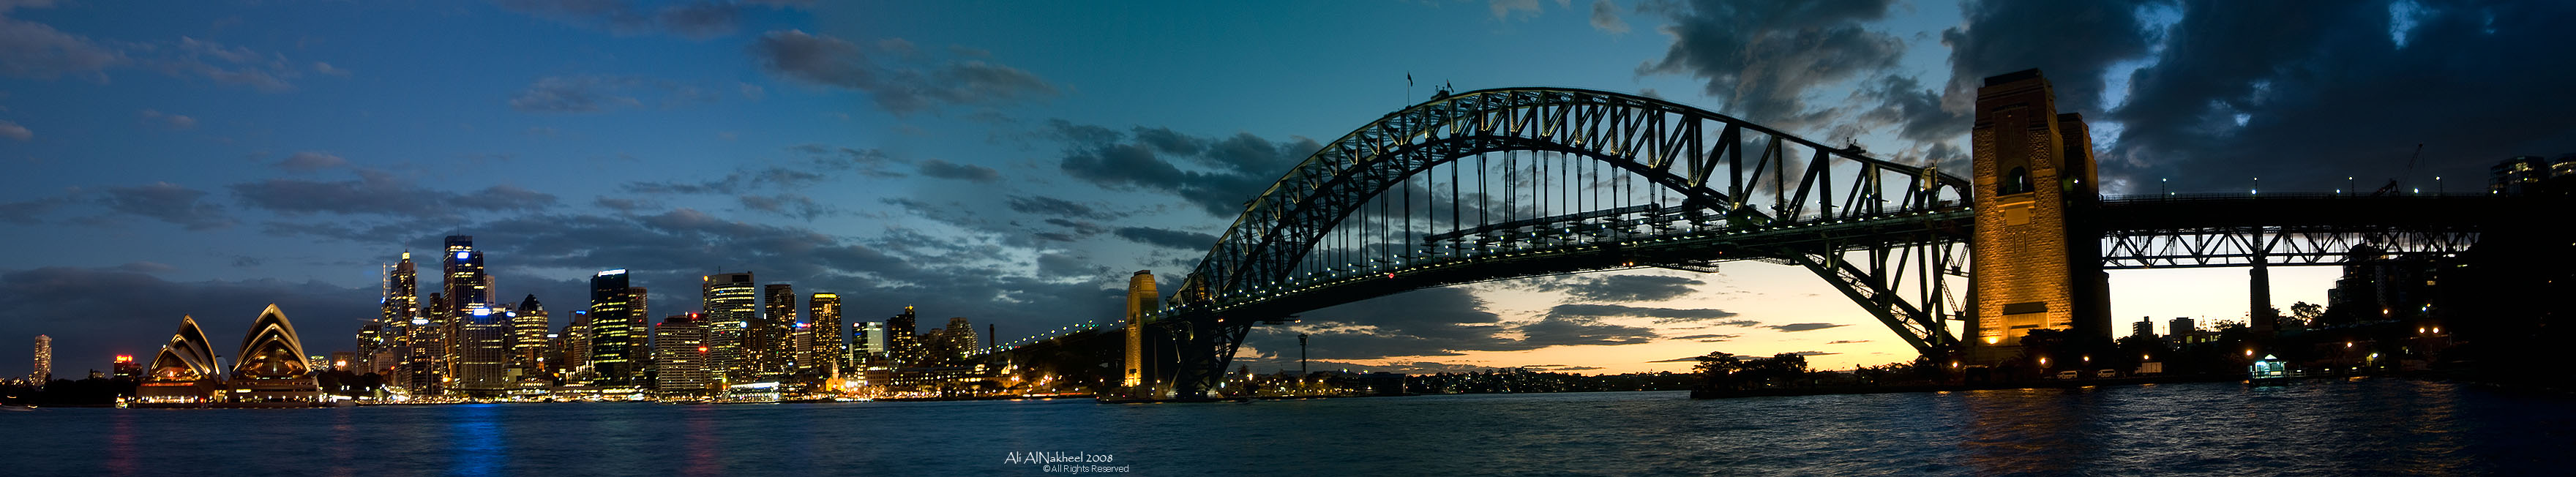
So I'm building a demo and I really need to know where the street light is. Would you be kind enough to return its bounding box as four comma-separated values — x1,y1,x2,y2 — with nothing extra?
2160,178,2168,197
2435,176,2444,194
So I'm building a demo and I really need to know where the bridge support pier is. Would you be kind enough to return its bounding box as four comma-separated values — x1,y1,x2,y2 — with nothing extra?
2250,255,2274,334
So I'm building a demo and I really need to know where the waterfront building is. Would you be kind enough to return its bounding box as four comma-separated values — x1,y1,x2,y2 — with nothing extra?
509,294,551,382
810,293,844,377
589,269,645,386
30,334,50,384
138,316,220,405
2131,317,2155,339
228,304,324,405
885,307,923,368
369,250,419,375
354,320,388,375
454,305,512,394
560,310,591,380
703,272,757,385
934,317,978,362
760,283,797,378
852,321,886,367
402,295,443,394
111,354,141,381
653,313,712,397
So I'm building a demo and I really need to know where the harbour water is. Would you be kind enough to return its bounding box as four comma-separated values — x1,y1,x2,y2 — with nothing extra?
4,378,2568,476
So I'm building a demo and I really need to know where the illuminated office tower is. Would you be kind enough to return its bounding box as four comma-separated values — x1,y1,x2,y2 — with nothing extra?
372,251,418,374
884,307,922,368
851,321,886,367
441,236,498,393
760,283,797,378
702,272,757,385
588,270,644,386
31,334,50,385
1125,270,1157,388
509,295,550,381
809,293,844,376
938,317,978,361
408,293,445,394
354,320,387,375
653,313,711,396
559,311,590,379
790,321,814,375
454,305,510,394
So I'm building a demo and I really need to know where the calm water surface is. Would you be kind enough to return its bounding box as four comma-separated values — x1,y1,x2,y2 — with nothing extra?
4,378,2569,476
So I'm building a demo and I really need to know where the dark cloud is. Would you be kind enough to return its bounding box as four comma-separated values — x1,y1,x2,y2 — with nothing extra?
1648,356,1706,363
493,0,771,39
0,195,70,224
100,182,232,230
1003,195,1117,220
1640,0,1905,130
1941,0,2160,125
1517,315,1659,347
1050,119,1320,217
1767,323,1848,332
508,75,714,113
1112,227,1216,251
140,109,196,129
737,193,835,220
273,151,347,172
0,14,320,91
2097,0,2576,192
749,29,1058,115
915,159,1000,183
231,170,557,219
1590,0,1630,34
1523,274,1707,302
1546,303,1749,325
787,143,905,177
1243,287,1673,361
1788,350,1839,356
1674,333,1740,342
1825,339,1869,344
624,167,826,195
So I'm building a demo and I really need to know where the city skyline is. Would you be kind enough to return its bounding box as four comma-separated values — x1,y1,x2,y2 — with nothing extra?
6,1,2575,378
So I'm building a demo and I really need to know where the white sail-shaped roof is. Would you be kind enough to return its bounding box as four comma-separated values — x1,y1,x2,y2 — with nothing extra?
231,304,315,379
148,315,220,382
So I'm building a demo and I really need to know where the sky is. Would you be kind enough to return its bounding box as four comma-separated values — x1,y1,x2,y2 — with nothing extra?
2,0,2571,378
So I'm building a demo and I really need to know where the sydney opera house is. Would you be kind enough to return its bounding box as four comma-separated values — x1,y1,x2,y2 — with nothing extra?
135,304,329,407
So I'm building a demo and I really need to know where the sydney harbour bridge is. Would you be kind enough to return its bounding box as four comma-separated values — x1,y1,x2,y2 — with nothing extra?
980,70,2550,399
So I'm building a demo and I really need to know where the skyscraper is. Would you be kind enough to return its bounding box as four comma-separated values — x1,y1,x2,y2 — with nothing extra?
852,321,886,367
444,236,507,394
558,310,591,380
760,283,797,378
509,294,550,383
372,250,418,375
937,317,978,362
355,320,389,375
653,313,711,396
885,307,922,368
588,269,643,386
703,272,757,385
810,293,844,377
31,334,51,385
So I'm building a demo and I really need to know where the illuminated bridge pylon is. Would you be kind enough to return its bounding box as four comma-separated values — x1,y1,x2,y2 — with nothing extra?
1116,87,1980,398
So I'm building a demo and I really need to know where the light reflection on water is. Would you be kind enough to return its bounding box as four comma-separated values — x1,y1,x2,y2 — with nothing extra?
9,378,2571,476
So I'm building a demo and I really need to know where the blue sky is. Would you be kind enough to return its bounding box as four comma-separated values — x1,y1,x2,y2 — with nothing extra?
4,0,2568,377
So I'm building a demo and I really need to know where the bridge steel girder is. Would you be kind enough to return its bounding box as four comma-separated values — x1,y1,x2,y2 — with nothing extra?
1140,89,1976,396
2094,195,2545,269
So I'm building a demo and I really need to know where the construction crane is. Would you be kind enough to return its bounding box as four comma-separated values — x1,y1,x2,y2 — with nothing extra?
2370,143,2423,196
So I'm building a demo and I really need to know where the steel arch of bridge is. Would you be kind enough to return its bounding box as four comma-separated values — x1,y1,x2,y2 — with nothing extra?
1154,88,1977,397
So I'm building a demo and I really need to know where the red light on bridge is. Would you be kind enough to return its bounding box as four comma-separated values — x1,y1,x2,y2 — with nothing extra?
114,355,133,363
